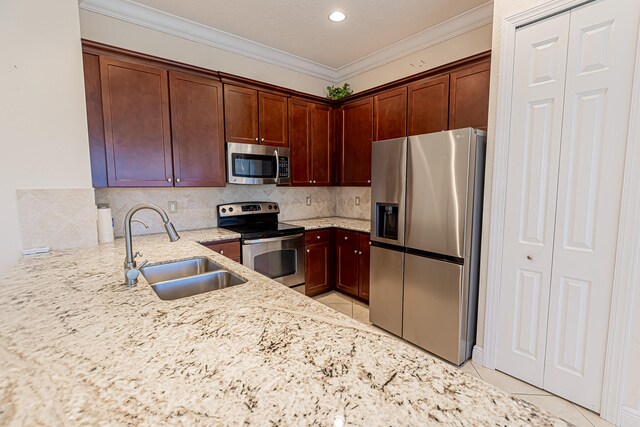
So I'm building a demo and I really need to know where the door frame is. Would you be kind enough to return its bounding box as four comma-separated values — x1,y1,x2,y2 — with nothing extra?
483,0,640,423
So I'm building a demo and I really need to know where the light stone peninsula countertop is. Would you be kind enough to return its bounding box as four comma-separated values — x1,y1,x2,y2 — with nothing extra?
0,221,567,426
285,217,371,233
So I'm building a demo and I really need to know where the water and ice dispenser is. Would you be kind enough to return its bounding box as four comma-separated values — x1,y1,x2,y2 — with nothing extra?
375,203,399,241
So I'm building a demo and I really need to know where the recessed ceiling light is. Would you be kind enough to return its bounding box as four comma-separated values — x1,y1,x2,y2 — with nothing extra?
328,10,346,22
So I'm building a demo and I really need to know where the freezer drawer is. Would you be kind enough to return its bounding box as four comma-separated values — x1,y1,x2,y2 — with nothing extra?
402,253,469,365
369,245,404,336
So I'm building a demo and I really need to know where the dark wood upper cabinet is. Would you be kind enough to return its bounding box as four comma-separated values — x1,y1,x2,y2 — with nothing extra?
100,57,173,187
82,52,107,188
310,104,332,186
374,87,407,141
289,99,332,186
408,74,450,135
259,92,288,147
340,98,373,186
224,85,259,144
335,230,360,297
169,71,226,187
449,60,491,130
358,232,370,300
289,98,312,186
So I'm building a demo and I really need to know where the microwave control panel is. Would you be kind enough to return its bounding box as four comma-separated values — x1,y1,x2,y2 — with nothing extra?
279,157,289,178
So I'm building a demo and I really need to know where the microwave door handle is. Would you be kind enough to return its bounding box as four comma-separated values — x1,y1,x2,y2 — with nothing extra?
274,149,279,184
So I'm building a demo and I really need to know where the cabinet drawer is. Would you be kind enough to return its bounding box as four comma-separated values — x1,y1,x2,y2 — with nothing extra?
335,229,359,246
305,229,331,245
203,239,241,261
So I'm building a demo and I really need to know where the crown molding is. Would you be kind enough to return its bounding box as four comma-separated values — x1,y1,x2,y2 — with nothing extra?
79,0,493,84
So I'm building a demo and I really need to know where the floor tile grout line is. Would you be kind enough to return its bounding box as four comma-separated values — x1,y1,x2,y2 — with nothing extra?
571,403,598,427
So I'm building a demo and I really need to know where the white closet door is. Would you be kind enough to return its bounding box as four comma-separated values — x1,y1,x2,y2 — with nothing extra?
543,0,640,411
496,12,570,387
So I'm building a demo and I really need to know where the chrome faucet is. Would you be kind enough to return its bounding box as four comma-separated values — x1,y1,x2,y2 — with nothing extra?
123,203,180,285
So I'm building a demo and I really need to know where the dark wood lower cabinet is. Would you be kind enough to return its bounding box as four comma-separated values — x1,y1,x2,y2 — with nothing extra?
335,230,360,297
358,233,370,300
304,230,333,296
202,239,241,262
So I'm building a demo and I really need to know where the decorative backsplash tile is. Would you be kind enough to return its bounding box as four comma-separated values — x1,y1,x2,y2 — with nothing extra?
336,187,371,220
95,186,336,237
17,189,98,250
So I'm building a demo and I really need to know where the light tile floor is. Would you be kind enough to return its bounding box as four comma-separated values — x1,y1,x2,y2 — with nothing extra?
312,291,613,427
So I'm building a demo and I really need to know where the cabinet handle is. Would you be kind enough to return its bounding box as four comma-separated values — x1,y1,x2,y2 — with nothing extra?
309,180,313,184
255,137,259,142
261,138,265,142
359,251,362,255
354,249,358,254
367,180,371,184
344,236,348,240
313,180,316,184
220,250,224,255
176,178,181,183
306,249,310,253
317,235,321,239
167,178,172,183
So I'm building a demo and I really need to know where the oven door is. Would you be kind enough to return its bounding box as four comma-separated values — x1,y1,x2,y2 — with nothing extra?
242,233,305,287
227,142,290,185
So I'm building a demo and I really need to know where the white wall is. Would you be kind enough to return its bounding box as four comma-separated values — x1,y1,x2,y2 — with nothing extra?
79,10,333,97
341,24,493,93
0,0,94,277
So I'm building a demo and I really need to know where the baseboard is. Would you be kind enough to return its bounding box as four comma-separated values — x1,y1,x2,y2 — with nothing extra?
621,406,640,427
472,345,484,365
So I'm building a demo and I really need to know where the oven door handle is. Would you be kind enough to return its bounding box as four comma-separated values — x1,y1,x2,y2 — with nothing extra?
244,233,303,244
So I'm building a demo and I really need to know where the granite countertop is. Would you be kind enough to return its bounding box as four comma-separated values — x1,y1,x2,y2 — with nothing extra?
285,217,371,233
0,223,567,425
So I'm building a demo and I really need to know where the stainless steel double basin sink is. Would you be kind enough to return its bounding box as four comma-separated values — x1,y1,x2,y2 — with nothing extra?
140,257,246,300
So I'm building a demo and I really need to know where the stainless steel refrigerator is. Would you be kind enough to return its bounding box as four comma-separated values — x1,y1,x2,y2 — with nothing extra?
369,128,486,365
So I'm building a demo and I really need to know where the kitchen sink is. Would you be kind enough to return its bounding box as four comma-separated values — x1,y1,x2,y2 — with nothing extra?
140,257,223,283
140,257,247,300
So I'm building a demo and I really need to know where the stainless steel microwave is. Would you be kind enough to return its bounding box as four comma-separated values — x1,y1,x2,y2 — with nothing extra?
227,142,290,185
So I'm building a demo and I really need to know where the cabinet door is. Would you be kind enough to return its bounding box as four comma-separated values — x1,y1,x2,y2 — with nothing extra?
449,60,490,130
407,74,449,135
289,98,312,186
374,87,407,141
341,98,373,186
82,52,107,188
100,57,173,187
259,92,288,147
335,230,360,297
358,232,370,301
224,85,259,144
305,241,332,296
203,239,241,262
169,71,226,187
310,104,332,186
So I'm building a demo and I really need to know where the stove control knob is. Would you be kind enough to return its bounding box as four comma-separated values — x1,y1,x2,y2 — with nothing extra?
229,207,234,212
268,204,273,210
221,208,226,213
273,204,279,210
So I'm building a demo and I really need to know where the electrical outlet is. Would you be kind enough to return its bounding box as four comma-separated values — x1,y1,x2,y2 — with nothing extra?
168,201,178,213
355,196,361,206
306,196,312,206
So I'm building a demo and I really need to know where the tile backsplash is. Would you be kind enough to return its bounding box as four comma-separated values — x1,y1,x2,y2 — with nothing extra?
17,189,98,250
336,187,371,220
96,186,336,237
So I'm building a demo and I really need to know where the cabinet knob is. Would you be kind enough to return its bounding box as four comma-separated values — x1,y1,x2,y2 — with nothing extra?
344,236,348,240
261,138,265,142
354,249,358,254
317,235,321,239
313,180,316,184
359,251,362,255
309,180,313,184
176,178,181,183
255,137,259,142
167,178,172,183
306,249,310,253
220,250,224,255
367,180,371,184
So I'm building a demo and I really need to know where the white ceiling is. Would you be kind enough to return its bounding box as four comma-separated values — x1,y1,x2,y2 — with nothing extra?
79,0,493,82
129,0,488,69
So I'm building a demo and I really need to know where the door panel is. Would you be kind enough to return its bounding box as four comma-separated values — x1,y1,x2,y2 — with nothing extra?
169,71,226,187
289,99,311,186
496,12,571,387
369,246,404,336
543,0,640,410
449,60,491,130
259,92,288,147
335,230,360,297
405,131,470,257
100,57,173,187
403,253,464,364
305,242,331,296
224,85,259,144
340,98,373,186
373,87,407,141
358,233,370,301
407,74,449,135
310,104,332,186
